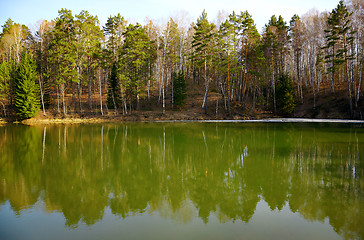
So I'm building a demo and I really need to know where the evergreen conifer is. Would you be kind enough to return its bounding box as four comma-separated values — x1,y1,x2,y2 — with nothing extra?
172,71,187,108
14,52,40,119
276,74,295,116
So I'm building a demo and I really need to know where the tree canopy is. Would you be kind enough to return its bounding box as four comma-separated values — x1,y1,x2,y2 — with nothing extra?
0,0,362,119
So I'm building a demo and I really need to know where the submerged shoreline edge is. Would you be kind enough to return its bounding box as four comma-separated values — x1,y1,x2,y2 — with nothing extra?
1,117,364,125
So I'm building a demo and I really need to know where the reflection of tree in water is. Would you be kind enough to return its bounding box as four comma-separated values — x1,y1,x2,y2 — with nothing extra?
0,123,363,239
0,125,42,214
288,127,364,240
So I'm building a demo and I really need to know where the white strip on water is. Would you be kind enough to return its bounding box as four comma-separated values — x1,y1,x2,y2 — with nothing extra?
155,118,364,123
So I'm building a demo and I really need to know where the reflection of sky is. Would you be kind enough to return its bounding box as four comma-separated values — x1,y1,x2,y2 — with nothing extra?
0,0,339,34
0,199,341,240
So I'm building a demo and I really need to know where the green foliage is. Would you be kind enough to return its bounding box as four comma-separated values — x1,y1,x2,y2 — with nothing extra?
0,6,362,118
172,71,187,108
323,0,355,76
192,10,216,75
34,20,54,109
276,74,295,116
49,9,77,87
14,52,40,119
107,62,121,109
218,16,239,75
0,60,13,101
217,10,262,87
263,15,289,72
104,14,127,62
118,23,156,104
1,18,14,36
75,11,103,74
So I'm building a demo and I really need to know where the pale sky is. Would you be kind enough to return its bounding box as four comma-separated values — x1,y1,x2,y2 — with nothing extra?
0,0,339,33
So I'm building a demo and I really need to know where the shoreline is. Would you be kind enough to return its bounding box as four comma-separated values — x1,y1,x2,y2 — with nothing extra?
1,116,364,125
155,118,364,124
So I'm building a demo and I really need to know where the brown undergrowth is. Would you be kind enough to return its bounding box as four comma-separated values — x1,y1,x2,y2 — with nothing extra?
0,81,363,125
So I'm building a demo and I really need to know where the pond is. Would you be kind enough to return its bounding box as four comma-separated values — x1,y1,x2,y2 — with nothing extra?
0,122,363,240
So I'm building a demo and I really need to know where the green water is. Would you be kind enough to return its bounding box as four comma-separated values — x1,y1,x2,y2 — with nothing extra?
0,123,363,240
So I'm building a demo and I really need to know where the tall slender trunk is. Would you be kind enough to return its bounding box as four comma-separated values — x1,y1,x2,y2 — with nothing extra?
227,54,231,116
98,69,103,115
162,44,166,114
203,81,208,114
171,72,174,110
78,81,82,113
271,54,276,113
122,88,127,115
310,48,316,109
39,76,46,116
103,69,109,114
331,45,336,95
162,77,165,114
38,37,46,116
216,77,220,117
202,54,208,114
241,42,249,104
158,57,162,103
57,85,60,113
72,82,76,112
311,62,316,109
166,68,169,95
88,65,92,110
61,83,66,116
296,50,303,103
344,38,353,116
356,58,362,107
147,79,150,101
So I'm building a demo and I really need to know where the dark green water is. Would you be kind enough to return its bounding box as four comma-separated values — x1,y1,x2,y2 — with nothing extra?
0,123,363,240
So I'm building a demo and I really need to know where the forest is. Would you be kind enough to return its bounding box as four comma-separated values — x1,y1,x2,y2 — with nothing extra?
0,0,363,120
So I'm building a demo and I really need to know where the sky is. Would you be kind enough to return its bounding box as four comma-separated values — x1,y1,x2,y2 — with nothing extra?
0,0,339,33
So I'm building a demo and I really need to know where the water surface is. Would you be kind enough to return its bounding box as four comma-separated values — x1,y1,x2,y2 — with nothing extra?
0,123,363,239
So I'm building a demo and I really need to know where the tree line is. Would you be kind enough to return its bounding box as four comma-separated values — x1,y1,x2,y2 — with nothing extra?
0,0,363,119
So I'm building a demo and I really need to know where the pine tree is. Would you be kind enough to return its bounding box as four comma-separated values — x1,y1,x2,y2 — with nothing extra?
289,14,305,102
276,74,295,116
107,62,121,110
192,10,216,114
172,71,187,108
14,52,40,119
1,18,14,37
323,0,355,115
119,23,156,110
236,11,261,105
75,10,103,110
48,8,77,115
262,15,288,113
103,14,127,62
